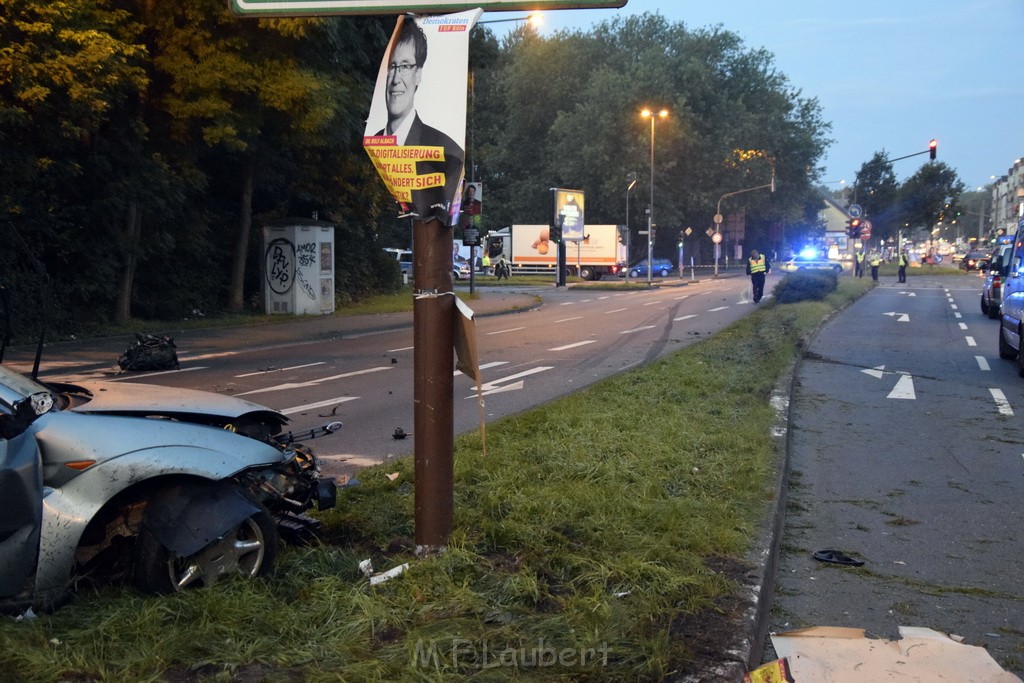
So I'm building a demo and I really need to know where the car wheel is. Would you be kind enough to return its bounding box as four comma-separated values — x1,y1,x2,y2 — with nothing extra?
580,266,595,280
998,324,1017,360
658,268,670,277
629,269,640,278
1016,327,1024,377
989,304,1001,320
981,295,989,315
133,505,278,594
833,265,843,274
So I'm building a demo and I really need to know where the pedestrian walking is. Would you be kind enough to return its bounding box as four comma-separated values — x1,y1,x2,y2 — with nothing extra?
854,252,865,278
897,249,909,283
481,253,491,275
868,250,882,282
746,248,770,303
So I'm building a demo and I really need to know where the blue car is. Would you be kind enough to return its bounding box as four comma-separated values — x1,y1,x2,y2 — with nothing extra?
621,258,673,278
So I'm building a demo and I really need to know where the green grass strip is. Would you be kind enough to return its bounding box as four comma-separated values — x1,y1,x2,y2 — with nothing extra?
0,279,871,681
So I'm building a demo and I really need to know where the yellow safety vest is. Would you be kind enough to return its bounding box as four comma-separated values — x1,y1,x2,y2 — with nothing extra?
748,256,767,274
869,255,882,266
855,253,864,263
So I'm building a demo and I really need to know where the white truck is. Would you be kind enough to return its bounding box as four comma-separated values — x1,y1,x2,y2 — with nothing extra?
485,224,625,280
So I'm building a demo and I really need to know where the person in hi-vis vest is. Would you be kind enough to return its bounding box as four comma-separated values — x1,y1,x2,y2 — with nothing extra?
746,249,770,303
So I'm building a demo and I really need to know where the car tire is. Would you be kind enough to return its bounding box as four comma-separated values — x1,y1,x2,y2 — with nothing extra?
981,295,989,315
658,269,670,277
998,324,1017,360
580,266,595,280
133,504,278,594
832,265,843,274
629,269,640,278
989,304,1000,320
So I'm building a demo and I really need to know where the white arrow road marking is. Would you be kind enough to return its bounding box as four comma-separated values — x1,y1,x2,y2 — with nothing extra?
884,312,910,322
235,362,325,378
887,373,916,400
862,365,886,379
470,366,553,398
237,366,390,396
708,306,729,312
674,314,698,322
976,356,991,371
550,340,597,351
899,291,917,297
455,361,508,377
966,337,977,347
990,388,1013,416
621,326,656,334
281,396,359,416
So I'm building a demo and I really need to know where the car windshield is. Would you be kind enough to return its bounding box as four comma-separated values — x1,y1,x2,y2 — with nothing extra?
0,365,51,408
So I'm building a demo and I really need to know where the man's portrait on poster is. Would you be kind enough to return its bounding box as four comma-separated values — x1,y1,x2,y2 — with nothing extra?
374,18,465,225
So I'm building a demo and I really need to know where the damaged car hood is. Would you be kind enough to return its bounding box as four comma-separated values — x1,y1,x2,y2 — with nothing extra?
55,380,285,423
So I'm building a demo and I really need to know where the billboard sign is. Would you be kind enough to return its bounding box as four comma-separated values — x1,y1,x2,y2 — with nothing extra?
552,188,585,242
231,0,627,18
363,11,480,225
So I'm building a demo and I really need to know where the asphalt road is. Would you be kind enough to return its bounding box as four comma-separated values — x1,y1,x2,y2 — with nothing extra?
767,274,1024,676
12,275,755,479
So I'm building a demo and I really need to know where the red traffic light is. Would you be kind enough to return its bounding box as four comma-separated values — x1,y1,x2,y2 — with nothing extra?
929,139,937,160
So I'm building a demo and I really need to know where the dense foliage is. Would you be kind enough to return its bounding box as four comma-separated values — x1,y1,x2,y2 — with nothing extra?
2,4,834,333
772,271,838,304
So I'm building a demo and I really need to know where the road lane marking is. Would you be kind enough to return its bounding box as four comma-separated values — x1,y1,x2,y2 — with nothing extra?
560,301,575,306
488,326,525,335
959,323,968,330
281,396,359,416
976,356,991,371
550,340,597,351
887,373,916,400
884,312,910,322
951,304,959,310
387,346,415,353
606,308,628,314
455,361,508,377
708,306,728,312
621,326,656,334
556,316,584,323
955,313,963,319
862,365,886,379
966,336,977,347
237,366,391,396
107,366,207,381
472,366,554,397
674,314,698,321
235,362,326,378
990,388,1013,416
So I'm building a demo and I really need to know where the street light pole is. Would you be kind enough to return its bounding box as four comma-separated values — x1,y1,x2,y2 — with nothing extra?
625,171,636,282
641,108,668,285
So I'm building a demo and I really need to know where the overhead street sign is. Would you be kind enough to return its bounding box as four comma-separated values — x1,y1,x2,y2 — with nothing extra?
231,0,627,17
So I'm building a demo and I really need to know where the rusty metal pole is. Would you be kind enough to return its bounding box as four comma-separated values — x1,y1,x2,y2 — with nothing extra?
412,218,455,550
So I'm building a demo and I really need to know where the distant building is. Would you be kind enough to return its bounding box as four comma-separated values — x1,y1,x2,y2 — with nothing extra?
991,157,1024,236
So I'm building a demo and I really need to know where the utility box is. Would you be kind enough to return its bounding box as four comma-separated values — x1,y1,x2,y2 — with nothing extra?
262,219,335,315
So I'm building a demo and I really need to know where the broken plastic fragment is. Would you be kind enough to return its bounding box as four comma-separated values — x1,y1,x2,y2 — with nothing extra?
369,563,409,586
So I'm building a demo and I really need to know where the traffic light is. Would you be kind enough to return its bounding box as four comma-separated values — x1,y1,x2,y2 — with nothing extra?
678,230,684,248
847,217,861,239
549,215,564,243
929,139,937,160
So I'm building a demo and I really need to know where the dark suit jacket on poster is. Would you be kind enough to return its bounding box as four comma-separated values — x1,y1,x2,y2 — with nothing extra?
380,115,465,225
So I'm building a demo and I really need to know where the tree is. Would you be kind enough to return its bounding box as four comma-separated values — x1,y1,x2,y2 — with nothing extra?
852,152,900,241
897,162,965,236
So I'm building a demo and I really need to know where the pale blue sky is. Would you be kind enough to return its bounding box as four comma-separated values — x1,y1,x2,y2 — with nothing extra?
483,0,1024,190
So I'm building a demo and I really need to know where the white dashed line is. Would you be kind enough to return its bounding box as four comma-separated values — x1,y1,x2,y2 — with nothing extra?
990,388,1014,416
708,306,728,312
488,326,525,335
959,323,968,330
674,314,698,321
550,340,598,351
556,316,584,323
621,326,656,334
976,356,991,371
966,336,977,347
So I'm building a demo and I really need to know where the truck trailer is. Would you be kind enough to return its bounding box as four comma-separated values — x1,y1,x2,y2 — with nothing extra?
486,224,625,280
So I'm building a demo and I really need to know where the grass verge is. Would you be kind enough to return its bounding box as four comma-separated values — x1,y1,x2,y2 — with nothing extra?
0,279,871,681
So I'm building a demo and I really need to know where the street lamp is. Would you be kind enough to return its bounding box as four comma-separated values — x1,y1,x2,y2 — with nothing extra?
625,171,637,282
640,108,668,285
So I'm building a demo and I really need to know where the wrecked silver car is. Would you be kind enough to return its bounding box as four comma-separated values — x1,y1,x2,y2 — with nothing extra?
0,364,338,612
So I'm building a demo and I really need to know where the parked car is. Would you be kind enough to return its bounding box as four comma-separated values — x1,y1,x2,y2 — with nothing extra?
620,258,673,278
453,258,473,280
981,238,1015,319
778,255,844,274
960,251,990,271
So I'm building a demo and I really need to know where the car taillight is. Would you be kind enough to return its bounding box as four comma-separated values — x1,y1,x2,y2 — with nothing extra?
993,276,1001,291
